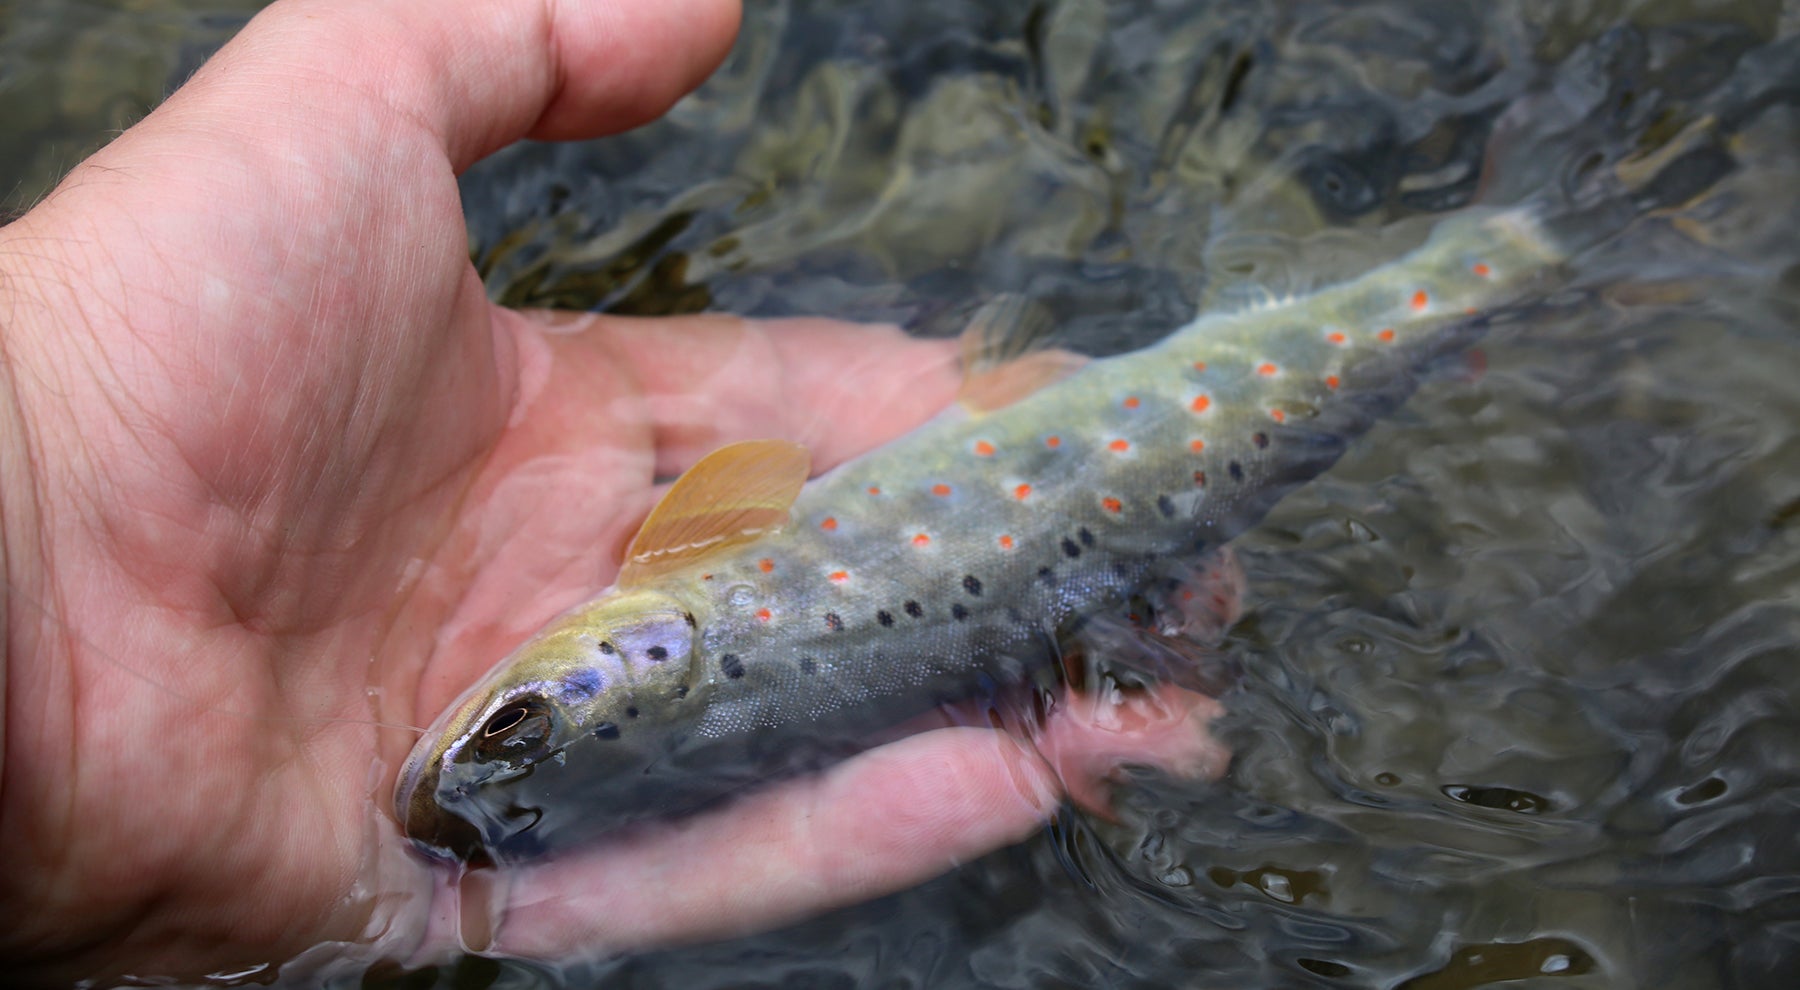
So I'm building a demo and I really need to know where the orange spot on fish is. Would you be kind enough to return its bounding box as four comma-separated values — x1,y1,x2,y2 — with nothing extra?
1327,331,1347,345
1270,409,1286,423
1046,435,1062,449
973,440,996,457
1378,328,1396,343
998,535,1015,549
758,559,774,574
1472,262,1491,277
1102,497,1122,513
1193,361,1208,372
755,608,772,622
867,485,881,496
912,533,931,547
1014,484,1033,500
932,483,952,496
1123,396,1141,409
1411,290,1428,310
1465,307,1477,315
1194,470,1207,487
1257,362,1278,376
1191,395,1212,413
828,571,848,583
1190,439,1206,453
702,574,714,581
1108,438,1131,452
820,516,838,531
1326,375,1341,390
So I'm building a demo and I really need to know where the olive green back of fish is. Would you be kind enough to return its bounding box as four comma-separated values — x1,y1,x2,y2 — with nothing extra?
397,208,1564,862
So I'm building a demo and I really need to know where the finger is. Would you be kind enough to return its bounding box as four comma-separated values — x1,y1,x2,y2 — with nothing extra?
480,725,1061,958
1035,684,1230,820
509,310,963,477
184,0,742,173
473,685,1228,959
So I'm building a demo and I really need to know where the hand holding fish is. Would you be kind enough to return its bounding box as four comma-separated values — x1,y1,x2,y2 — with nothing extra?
0,0,1226,984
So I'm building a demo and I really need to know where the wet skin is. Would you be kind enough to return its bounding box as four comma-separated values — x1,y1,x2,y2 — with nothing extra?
0,0,1226,985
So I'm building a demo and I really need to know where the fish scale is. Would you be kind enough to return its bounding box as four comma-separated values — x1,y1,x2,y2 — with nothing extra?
397,207,1563,864
684,209,1555,732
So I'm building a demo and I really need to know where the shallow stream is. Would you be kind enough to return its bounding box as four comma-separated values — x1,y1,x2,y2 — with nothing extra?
4,1,1799,987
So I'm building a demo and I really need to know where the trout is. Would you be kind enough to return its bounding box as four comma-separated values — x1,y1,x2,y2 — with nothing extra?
397,207,1566,863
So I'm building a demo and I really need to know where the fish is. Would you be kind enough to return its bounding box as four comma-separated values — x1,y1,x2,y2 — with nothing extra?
395,205,1576,865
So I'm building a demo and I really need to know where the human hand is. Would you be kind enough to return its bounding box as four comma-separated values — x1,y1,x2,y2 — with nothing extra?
0,0,1228,984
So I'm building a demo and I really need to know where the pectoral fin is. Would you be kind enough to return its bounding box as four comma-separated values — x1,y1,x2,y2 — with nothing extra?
618,439,811,587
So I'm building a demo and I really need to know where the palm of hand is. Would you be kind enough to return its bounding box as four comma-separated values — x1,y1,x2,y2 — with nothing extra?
0,1,1228,984
1,0,746,976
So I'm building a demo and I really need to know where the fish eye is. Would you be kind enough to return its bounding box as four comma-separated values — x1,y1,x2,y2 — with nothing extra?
473,697,555,764
482,703,530,737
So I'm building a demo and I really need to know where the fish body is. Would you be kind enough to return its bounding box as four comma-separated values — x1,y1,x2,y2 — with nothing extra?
398,208,1564,863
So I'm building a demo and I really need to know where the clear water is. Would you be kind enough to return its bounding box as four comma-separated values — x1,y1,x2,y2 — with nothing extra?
5,0,1799,987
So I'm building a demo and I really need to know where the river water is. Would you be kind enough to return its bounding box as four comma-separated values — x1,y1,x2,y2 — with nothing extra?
4,1,1799,987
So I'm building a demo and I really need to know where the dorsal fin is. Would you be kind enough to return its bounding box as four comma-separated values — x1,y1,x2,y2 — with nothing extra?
956,294,1087,413
617,439,811,587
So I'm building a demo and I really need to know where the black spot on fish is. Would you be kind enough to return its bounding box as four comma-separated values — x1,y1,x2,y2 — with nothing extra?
1078,527,1095,547
646,646,668,661
683,612,697,628
1062,537,1081,558
1038,566,1058,587
598,642,616,655
1253,432,1269,449
1112,561,1131,579
963,575,983,596
951,603,970,621
1157,494,1176,518
675,684,689,698
825,612,845,632
625,706,639,719
904,600,923,618
877,609,895,627
720,654,744,679
1006,606,1025,624
799,656,817,674
593,722,620,740
1229,460,1244,481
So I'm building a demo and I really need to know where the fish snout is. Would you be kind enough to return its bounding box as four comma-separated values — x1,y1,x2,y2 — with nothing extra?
395,734,493,865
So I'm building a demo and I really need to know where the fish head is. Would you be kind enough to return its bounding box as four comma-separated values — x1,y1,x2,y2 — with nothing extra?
395,587,702,864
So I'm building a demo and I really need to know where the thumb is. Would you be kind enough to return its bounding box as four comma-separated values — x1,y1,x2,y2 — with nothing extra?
152,0,743,174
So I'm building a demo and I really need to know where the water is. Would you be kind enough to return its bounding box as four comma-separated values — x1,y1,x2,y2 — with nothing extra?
4,0,1799,987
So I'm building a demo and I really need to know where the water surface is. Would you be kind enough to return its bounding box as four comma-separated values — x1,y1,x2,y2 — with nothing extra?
4,0,1798,987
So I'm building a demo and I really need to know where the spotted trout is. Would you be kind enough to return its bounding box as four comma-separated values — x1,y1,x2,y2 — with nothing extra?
397,207,1568,863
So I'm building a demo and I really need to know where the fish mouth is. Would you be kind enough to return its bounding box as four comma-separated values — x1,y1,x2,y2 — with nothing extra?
395,746,494,866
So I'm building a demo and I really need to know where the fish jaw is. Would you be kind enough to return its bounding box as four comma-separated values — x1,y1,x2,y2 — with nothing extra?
395,652,605,863
395,588,708,863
